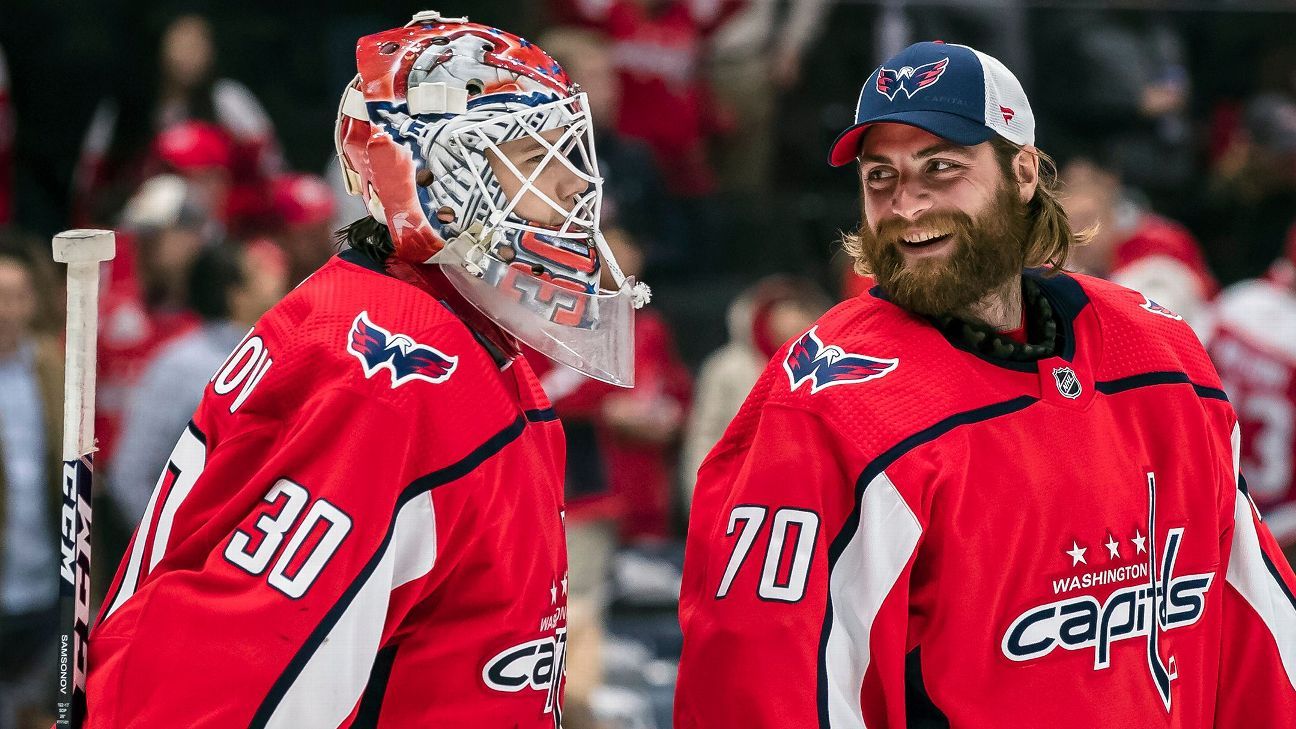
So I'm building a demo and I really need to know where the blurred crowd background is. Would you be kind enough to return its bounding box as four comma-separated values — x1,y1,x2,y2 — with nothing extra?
2,1,1296,728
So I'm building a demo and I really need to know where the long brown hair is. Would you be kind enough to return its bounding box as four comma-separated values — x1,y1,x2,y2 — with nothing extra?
841,137,1087,274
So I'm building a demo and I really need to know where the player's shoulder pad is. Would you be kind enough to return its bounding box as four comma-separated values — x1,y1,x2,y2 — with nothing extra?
1065,270,1221,388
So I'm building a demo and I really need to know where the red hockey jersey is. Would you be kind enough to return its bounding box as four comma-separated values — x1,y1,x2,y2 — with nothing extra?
86,249,569,727
1208,278,1296,548
676,271,1296,728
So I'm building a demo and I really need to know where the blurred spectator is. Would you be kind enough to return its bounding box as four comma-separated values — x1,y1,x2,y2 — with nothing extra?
1204,226,1296,564
270,173,337,285
75,13,283,228
707,0,831,198
1037,11,1193,211
553,0,741,198
1060,156,1217,332
1193,93,1296,286
553,0,743,273
0,45,12,226
110,239,287,522
94,176,207,466
0,229,62,729
538,28,671,271
680,275,829,502
152,121,235,232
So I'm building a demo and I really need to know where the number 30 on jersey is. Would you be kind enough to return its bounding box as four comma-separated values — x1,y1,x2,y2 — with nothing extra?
223,480,353,599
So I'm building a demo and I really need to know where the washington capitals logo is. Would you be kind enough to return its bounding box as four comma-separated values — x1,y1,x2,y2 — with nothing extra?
875,57,949,101
783,327,898,394
1140,295,1183,321
347,311,458,388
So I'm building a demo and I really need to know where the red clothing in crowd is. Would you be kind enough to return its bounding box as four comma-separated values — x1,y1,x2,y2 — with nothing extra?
1109,212,1219,298
555,0,743,197
529,310,692,540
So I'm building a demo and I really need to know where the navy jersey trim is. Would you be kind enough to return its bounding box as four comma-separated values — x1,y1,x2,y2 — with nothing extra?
525,407,559,422
1094,371,1229,401
352,643,399,728
1262,549,1296,613
904,647,951,728
1027,269,1088,363
250,414,530,727
339,247,388,273
816,395,1039,728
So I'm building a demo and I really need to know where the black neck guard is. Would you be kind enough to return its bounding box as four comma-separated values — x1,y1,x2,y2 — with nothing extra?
933,277,1059,362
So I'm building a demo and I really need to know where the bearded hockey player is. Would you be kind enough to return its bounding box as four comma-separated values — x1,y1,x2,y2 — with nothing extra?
675,42,1296,727
84,11,647,727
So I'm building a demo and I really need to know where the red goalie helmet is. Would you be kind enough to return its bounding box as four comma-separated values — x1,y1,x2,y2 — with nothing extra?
335,11,648,386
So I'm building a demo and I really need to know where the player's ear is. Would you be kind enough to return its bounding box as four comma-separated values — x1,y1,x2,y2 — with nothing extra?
1013,147,1040,203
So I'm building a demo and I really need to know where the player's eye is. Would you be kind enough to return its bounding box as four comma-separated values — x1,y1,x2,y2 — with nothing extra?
929,160,960,173
865,167,897,183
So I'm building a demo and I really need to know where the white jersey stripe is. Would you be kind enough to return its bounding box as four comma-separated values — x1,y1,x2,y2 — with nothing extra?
105,424,207,620
1225,489,1296,690
264,492,438,727
824,471,922,728
104,470,165,620
148,428,206,571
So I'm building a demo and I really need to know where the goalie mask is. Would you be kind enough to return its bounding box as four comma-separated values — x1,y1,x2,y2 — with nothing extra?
335,11,649,386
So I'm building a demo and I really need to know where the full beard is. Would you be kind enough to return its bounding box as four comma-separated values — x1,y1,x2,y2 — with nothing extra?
856,184,1031,319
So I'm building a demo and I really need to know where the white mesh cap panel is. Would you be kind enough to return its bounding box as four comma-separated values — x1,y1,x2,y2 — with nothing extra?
962,45,1034,146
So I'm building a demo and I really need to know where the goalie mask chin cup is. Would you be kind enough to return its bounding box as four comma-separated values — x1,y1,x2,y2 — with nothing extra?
335,10,648,386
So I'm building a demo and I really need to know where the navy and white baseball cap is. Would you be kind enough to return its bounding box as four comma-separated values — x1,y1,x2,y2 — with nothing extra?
828,41,1035,167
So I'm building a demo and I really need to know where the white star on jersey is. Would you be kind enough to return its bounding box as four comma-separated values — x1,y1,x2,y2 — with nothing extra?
1132,530,1147,554
1105,534,1121,559
1066,541,1088,566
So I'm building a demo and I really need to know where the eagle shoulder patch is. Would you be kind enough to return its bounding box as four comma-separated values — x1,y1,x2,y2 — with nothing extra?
347,311,458,387
783,326,898,394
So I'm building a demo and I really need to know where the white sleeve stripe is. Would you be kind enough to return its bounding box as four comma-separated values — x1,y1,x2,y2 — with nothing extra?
1231,422,1242,487
1226,491,1296,691
104,471,164,619
262,493,438,728
823,471,922,729
391,492,437,588
105,423,207,620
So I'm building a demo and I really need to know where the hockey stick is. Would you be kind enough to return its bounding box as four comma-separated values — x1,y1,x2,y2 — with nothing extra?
52,230,115,729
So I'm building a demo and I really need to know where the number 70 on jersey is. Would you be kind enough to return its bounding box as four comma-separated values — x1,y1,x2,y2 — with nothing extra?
716,506,820,603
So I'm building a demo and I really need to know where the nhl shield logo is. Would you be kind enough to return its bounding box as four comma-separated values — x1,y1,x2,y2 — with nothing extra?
1052,367,1082,399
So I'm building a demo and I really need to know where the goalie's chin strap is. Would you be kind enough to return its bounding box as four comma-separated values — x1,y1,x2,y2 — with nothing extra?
592,229,652,308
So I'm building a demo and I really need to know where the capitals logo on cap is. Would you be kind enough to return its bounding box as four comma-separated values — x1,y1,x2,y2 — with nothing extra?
784,326,898,394
347,311,458,387
876,57,948,101
828,41,1034,167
